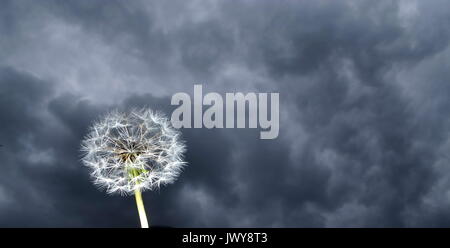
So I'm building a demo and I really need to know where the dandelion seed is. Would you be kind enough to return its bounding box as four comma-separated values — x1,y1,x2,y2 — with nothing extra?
81,109,187,228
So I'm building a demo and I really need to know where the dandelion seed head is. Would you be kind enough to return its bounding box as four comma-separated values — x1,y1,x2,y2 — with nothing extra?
81,109,186,195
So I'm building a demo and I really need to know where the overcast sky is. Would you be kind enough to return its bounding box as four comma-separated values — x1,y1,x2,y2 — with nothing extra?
1,0,450,227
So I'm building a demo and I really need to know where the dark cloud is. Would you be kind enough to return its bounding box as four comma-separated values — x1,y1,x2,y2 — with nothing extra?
1,0,450,227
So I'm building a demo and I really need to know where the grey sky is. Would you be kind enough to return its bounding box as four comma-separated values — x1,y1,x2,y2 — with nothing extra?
1,0,450,227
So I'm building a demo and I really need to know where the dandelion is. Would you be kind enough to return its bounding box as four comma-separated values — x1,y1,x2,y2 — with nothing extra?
81,109,186,228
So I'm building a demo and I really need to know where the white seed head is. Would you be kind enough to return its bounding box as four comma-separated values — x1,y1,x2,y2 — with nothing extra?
81,109,186,195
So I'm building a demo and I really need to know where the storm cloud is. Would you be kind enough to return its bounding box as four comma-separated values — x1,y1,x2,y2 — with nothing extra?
1,0,450,227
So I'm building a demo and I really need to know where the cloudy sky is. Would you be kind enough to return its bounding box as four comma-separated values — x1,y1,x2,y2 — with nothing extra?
1,0,450,227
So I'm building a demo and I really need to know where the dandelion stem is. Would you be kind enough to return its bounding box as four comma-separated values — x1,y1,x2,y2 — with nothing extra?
134,188,149,228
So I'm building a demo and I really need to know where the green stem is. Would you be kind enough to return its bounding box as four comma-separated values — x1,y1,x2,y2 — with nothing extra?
134,187,149,228
129,168,149,228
